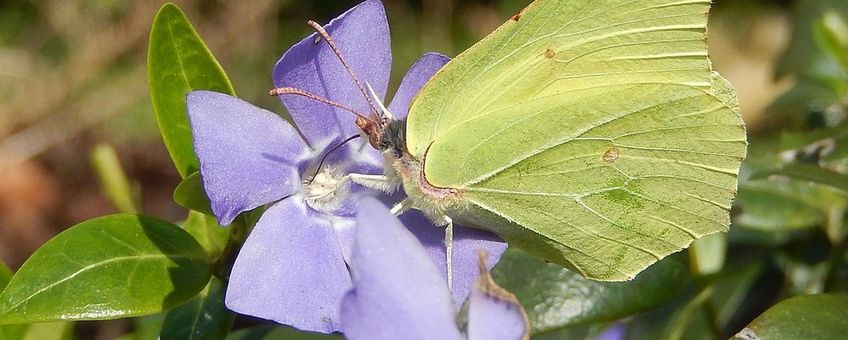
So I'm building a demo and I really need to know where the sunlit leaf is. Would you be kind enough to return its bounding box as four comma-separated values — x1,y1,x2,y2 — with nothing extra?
148,3,235,178
0,214,211,324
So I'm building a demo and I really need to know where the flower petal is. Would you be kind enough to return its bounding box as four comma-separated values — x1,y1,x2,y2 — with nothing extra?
273,0,391,146
186,91,309,226
226,197,351,334
387,52,451,119
467,254,530,340
401,210,508,306
341,198,462,340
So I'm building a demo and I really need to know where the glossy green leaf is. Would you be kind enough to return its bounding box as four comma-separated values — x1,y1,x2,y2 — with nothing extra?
161,277,233,340
183,211,229,260
0,262,26,340
491,249,689,333
733,294,848,339
148,3,235,178
226,325,341,340
0,214,212,324
174,172,213,216
91,144,139,213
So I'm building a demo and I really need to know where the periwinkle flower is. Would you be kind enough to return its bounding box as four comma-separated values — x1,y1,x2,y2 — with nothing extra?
186,0,507,334
342,197,529,340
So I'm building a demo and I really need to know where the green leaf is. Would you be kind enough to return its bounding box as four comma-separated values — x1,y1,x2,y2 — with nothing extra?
733,294,848,339
226,325,341,340
776,0,848,77
735,180,825,231
174,172,212,216
148,3,235,178
689,232,727,276
160,277,233,340
90,144,139,213
0,214,212,324
183,211,229,260
115,315,166,340
491,249,689,333
1,262,26,340
628,261,766,340
815,11,848,71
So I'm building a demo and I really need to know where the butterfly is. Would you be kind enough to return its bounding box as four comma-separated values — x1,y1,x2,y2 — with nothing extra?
277,0,747,282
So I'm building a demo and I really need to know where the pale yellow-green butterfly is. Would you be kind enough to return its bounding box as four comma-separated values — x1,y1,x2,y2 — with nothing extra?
281,0,747,282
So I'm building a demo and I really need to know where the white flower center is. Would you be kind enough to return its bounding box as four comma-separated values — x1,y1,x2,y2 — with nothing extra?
303,165,347,212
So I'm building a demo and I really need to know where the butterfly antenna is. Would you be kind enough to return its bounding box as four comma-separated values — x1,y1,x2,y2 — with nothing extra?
366,82,394,120
307,20,379,115
270,87,369,120
307,134,362,184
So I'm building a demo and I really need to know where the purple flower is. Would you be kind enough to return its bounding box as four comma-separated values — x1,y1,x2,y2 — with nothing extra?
342,197,529,340
186,0,507,334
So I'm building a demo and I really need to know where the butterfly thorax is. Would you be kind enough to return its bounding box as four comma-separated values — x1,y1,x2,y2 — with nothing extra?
390,152,467,222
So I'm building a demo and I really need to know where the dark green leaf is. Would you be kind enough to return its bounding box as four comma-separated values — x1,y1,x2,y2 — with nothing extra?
148,3,235,178
115,314,166,340
491,249,689,333
764,163,848,192
735,180,824,231
226,325,341,340
628,261,766,340
0,214,212,324
183,211,229,260
733,294,848,339
160,277,233,340
533,323,615,340
174,172,212,216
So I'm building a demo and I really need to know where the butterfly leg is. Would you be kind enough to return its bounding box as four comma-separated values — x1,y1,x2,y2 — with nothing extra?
390,198,414,216
440,215,454,293
341,173,399,193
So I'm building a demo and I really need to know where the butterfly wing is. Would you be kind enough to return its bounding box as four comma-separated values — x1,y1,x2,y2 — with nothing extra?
405,0,746,280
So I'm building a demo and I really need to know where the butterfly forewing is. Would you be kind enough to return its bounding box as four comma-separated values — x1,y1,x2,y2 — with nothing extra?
405,0,746,280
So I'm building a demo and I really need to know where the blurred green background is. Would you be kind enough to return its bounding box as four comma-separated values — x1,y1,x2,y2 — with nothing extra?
1,0,848,338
